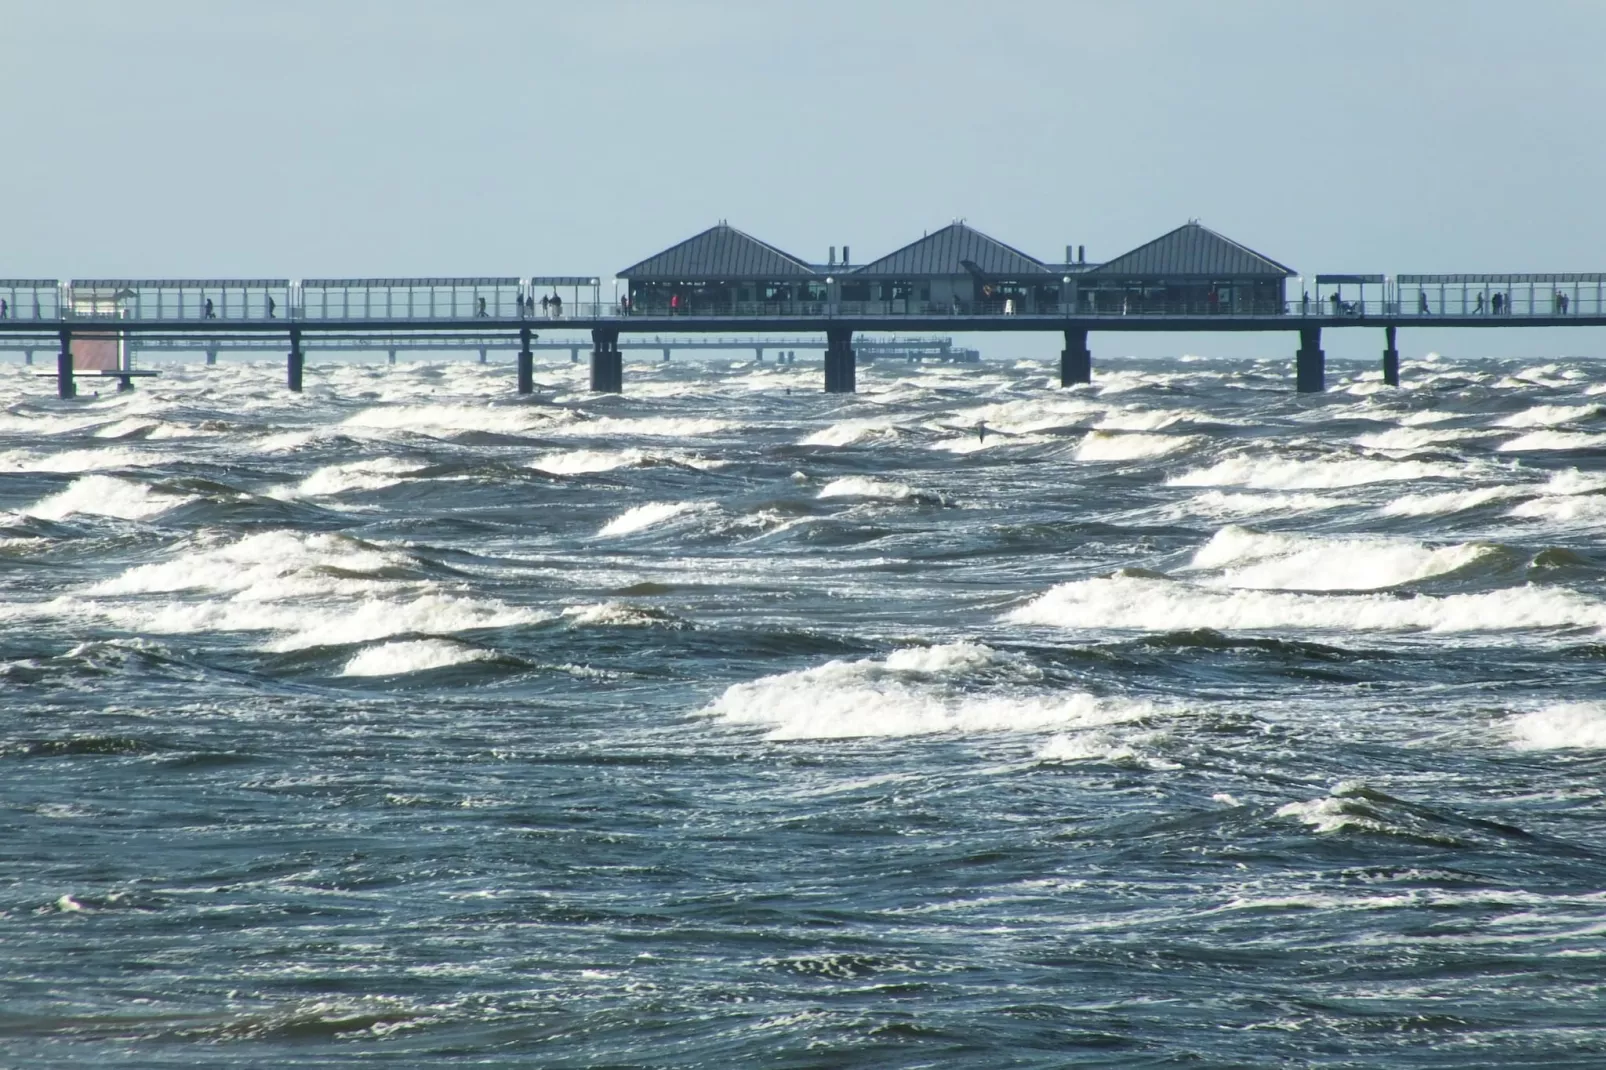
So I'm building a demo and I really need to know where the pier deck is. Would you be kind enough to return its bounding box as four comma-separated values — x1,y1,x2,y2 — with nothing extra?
3,281,1604,399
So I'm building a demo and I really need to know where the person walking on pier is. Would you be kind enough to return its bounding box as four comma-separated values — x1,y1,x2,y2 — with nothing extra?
1492,292,1503,316
1475,293,1485,314
204,297,215,319
550,293,562,319
1301,290,1310,314
1419,291,1430,315
0,298,7,319
267,296,276,319
476,297,488,318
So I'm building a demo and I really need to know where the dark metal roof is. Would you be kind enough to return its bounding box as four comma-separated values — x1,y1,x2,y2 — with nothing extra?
1090,223,1294,279
1315,274,1384,284
618,224,815,280
852,223,1049,277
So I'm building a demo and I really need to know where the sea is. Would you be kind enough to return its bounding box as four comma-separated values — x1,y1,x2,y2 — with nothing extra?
2,349,1605,1068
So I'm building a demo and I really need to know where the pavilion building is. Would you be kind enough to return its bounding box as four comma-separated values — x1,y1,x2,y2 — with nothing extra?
1074,222,1294,315
842,222,1062,314
616,222,823,315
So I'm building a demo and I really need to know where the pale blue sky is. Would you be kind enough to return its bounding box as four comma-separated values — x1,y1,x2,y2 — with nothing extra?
4,0,1603,362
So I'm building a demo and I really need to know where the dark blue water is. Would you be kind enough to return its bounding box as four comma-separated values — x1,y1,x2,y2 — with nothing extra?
3,352,1605,1067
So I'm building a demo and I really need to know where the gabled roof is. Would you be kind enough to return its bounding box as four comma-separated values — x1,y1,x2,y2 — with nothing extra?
852,223,1049,277
1089,222,1294,279
618,223,815,280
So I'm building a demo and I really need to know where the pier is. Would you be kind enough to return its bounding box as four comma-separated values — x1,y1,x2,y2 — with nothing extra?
4,222,1604,399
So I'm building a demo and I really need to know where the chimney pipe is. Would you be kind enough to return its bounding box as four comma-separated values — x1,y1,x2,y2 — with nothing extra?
1066,245,1073,265
843,245,850,266
829,246,836,266
1078,245,1086,264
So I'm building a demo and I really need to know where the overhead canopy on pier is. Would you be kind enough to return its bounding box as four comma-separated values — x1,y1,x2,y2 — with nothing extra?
1077,222,1295,315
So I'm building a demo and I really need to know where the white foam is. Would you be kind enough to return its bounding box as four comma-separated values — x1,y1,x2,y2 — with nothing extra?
104,589,543,653
285,457,427,497
1381,485,1529,517
1508,495,1606,524
1276,790,1386,835
1498,430,1606,452
1494,403,1601,428
25,475,193,521
89,531,406,598
817,476,919,501
1176,490,1351,518
1187,526,1494,591
1508,703,1606,750
1073,430,1197,461
1007,573,1606,635
530,448,647,474
1094,407,1204,432
341,639,493,676
944,396,1101,436
597,501,695,536
548,415,730,439
1398,409,1459,426
703,641,1144,740
800,418,902,447
341,402,550,438
1352,426,1484,451
67,529,547,654
1035,729,1179,770
0,446,166,473
1544,469,1606,495
1169,454,1468,490
561,602,675,627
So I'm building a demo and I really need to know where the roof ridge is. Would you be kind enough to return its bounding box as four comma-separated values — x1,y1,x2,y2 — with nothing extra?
854,221,1047,276
1091,222,1294,277
618,223,816,278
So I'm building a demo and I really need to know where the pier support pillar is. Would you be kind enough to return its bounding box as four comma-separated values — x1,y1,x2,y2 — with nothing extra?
590,328,622,393
662,347,671,362
754,346,763,363
57,330,74,400
24,350,32,366
518,327,534,394
476,348,486,365
1060,328,1091,386
1295,326,1324,393
570,346,579,364
823,327,856,393
387,349,397,366
288,328,304,393
205,347,218,366
1383,325,1400,387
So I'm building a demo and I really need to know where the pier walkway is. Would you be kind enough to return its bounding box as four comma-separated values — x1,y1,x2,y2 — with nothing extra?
2,276,1604,399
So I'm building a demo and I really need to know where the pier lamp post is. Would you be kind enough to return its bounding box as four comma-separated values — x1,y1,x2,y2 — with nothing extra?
1062,276,1072,315
825,277,834,318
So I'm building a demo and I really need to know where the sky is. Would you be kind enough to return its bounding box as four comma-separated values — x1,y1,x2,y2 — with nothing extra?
3,0,1604,363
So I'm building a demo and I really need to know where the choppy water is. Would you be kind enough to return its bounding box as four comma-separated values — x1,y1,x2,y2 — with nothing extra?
3,351,1606,1067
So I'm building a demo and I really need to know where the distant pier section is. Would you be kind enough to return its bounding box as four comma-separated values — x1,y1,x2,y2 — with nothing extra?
4,222,1605,398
